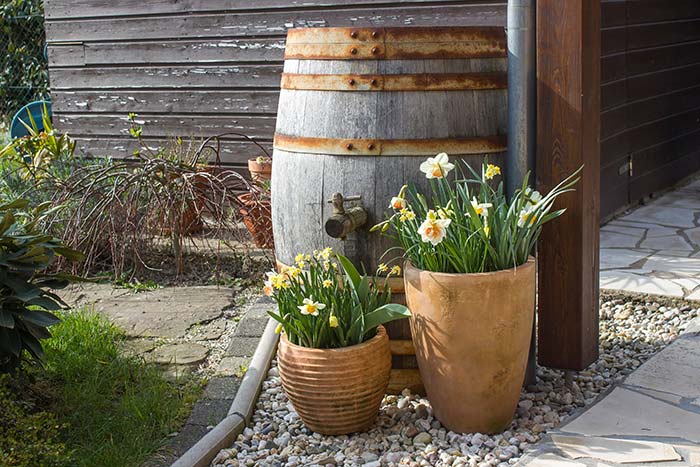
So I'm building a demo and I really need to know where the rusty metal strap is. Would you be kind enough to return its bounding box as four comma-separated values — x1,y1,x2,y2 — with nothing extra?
280,72,507,91
273,134,507,156
284,27,507,60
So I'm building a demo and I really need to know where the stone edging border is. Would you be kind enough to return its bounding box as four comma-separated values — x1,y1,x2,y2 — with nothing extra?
170,318,280,467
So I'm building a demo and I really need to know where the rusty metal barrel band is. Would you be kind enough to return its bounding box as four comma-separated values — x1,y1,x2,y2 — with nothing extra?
273,134,507,156
284,27,507,60
280,72,507,91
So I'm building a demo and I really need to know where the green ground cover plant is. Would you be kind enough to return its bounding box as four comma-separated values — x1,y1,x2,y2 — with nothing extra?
0,310,203,467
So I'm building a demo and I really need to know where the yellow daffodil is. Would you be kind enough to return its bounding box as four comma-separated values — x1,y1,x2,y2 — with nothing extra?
275,323,283,334
294,253,307,268
266,271,288,290
317,247,333,260
322,279,333,288
405,210,416,221
390,265,402,276
298,297,326,316
485,163,501,180
377,263,389,273
469,197,492,217
418,210,451,245
329,315,339,328
285,266,302,279
419,152,455,179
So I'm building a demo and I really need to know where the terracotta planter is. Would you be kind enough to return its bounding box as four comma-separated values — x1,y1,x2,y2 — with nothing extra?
238,193,273,249
277,325,391,435
248,158,272,183
404,258,536,434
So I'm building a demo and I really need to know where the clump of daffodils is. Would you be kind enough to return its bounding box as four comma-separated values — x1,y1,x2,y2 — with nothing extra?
265,249,410,348
372,156,580,273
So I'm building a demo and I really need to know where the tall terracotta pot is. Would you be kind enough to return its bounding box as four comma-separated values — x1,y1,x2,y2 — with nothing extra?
277,325,391,435
404,258,536,434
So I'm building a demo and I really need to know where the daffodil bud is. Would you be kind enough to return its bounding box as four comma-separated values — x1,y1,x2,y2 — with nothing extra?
329,315,339,328
274,323,283,334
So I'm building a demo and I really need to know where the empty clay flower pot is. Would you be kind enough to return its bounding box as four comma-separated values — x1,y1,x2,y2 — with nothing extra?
404,258,536,434
277,325,391,435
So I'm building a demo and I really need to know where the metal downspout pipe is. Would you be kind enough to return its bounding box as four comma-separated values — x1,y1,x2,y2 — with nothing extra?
506,0,537,385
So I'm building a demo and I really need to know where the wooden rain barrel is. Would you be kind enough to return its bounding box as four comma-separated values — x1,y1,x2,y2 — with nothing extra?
271,27,507,394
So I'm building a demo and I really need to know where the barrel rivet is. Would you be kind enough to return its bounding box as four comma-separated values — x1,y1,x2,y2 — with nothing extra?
346,143,353,150
350,30,358,38
371,47,380,55
371,31,379,38
367,143,375,150
348,78,355,85
350,47,358,55
370,79,378,86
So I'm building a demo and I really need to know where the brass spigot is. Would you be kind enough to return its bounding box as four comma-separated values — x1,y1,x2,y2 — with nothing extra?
325,192,367,240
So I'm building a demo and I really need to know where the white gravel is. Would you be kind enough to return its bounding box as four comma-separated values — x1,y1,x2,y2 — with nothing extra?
212,295,700,467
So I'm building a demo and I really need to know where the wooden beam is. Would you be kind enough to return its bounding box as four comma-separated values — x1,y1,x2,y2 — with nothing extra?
536,0,601,370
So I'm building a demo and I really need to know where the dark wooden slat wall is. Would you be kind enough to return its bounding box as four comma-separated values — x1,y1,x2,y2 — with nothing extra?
43,0,507,167
600,0,700,219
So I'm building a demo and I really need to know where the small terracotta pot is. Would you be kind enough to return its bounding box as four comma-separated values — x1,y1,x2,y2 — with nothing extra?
277,325,391,435
404,258,536,434
248,158,272,183
238,193,273,249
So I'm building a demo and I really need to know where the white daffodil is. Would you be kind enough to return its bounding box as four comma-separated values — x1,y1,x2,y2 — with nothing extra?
518,206,539,228
524,188,542,209
298,297,326,316
417,210,451,246
390,196,407,210
469,197,492,217
419,153,455,179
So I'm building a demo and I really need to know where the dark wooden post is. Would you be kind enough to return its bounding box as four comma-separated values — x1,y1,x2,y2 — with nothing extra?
536,0,600,370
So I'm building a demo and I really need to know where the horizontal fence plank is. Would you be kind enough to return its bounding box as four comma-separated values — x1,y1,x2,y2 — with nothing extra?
45,0,506,19
626,62,700,102
72,136,272,164
48,39,287,67
54,113,276,139
632,128,700,178
49,65,283,89
52,90,280,114
45,5,507,42
626,19,700,51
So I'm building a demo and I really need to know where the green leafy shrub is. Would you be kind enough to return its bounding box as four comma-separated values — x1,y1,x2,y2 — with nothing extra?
0,374,73,467
0,108,81,205
0,199,83,372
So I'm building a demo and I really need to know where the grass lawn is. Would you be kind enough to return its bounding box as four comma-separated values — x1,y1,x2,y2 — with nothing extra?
0,310,203,467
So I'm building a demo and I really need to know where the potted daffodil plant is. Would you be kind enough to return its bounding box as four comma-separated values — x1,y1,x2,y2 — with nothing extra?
265,248,410,435
373,154,580,434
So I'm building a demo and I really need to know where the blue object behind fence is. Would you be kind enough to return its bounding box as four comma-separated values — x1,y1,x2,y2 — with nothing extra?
10,100,52,139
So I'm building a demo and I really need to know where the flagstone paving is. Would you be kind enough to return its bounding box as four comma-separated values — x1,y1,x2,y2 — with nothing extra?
600,179,700,300
517,318,700,467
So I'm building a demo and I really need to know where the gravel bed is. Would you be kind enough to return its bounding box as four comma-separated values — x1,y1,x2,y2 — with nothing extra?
212,294,699,467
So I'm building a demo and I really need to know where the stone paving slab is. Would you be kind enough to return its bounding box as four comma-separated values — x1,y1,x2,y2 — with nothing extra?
517,322,700,467
600,178,700,301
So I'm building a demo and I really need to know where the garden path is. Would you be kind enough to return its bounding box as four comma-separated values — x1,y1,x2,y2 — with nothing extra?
62,284,270,466
600,178,700,300
517,317,700,467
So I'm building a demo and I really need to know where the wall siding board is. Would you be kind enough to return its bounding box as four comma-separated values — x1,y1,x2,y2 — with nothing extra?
44,1,508,166
45,5,506,42
600,0,700,219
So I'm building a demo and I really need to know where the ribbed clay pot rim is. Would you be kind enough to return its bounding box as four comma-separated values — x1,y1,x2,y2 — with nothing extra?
280,325,387,355
405,256,535,279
